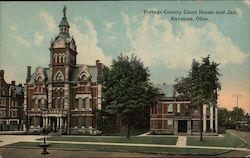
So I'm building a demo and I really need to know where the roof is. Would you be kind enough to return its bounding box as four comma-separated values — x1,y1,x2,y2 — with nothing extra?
154,84,175,97
59,17,70,27
10,85,24,95
28,65,98,84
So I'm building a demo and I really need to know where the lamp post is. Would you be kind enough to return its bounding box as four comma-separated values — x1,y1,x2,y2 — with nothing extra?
39,86,50,155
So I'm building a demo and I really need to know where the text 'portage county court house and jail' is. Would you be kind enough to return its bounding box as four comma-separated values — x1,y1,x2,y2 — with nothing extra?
0,7,218,135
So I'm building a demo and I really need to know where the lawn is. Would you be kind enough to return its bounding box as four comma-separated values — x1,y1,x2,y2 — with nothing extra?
187,133,247,147
6,142,226,156
44,136,178,145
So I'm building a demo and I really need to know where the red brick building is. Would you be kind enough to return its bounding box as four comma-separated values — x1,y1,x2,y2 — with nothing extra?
24,7,103,134
0,70,24,131
150,84,218,135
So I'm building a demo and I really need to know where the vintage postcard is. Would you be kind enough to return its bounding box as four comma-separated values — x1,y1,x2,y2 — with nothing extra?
0,1,249,158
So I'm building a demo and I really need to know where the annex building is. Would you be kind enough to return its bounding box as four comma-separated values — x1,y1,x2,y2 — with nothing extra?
24,7,103,134
150,84,218,135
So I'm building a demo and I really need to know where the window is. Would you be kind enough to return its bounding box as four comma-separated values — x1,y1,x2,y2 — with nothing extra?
36,76,43,82
163,120,168,129
177,104,180,113
168,104,173,113
55,71,64,81
38,99,42,109
85,116,90,128
85,98,89,110
167,119,173,128
78,116,82,128
78,98,83,109
56,98,61,109
54,54,58,63
192,120,199,130
157,104,162,114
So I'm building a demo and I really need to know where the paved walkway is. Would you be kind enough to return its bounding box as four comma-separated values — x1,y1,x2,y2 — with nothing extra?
176,136,187,147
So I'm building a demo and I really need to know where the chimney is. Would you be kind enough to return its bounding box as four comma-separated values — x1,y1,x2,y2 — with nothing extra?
26,66,31,83
18,83,22,87
11,81,16,85
0,70,4,78
96,60,100,65
96,60,103,83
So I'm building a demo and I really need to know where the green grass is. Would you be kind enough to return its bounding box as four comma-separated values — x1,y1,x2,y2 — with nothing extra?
102,129,147,136
6,142,226,155
187,133,246,147
44,136,178,145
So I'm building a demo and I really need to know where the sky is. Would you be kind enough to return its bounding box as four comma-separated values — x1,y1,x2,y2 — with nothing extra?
0,1,249,113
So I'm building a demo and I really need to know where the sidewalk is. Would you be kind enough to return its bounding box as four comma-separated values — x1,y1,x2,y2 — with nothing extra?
176,136,186,147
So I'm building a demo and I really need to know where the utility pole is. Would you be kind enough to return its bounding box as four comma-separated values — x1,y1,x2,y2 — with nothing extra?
232,94,243,129
232,94,243,108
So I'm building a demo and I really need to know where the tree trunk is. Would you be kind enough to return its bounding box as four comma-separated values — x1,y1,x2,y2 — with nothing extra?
200,104,203,141
126,124,131,139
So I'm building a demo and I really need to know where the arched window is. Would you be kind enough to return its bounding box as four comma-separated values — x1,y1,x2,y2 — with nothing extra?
54,71,64,81
58,54,61,63
79,73,88,81
53,54,58,63
62,54,65,63
36,75,43,82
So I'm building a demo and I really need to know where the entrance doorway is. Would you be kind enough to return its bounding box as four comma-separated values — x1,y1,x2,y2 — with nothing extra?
49,117,57,132
178,120,187,133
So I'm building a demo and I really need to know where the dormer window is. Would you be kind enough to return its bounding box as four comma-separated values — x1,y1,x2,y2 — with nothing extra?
36,75,44,82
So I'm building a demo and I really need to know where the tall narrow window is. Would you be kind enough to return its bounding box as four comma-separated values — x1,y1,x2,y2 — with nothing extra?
78,116,82,128
168,104,173,113
78,98,83,109
85,117,90,128
177,104,180,113
85,98,89,110
167,119,173,128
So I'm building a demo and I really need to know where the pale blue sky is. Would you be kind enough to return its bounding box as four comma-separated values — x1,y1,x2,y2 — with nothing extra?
0,1,249,112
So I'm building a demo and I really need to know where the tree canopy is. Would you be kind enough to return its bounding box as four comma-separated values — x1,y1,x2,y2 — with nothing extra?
174,55,221,140
103,54,157,138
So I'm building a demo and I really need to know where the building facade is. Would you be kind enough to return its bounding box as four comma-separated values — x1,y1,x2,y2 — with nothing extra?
24,7,103,134
0,70,24,131
150,84,218,135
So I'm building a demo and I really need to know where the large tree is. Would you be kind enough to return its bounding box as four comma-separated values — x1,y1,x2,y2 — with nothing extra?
174,55,221,141
103,54,157,138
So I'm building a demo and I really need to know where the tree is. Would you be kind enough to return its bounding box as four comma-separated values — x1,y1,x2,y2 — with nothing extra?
103,54,157,138
174,55,221,141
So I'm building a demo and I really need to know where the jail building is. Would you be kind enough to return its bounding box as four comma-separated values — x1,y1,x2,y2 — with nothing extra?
150,84,218,135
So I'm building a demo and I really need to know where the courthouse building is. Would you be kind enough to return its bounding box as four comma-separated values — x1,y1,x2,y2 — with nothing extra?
24,7,103,134
0,70,24,131
150,84,218,135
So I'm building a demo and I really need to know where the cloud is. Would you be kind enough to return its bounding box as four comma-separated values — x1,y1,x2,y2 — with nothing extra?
70,17,112,66
40,11,57,32
243,0,250,7
14,35,31,48
34,32,44,46
104,20,115,29
10,24,17,32
122,12,249,69
74,16,83,22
